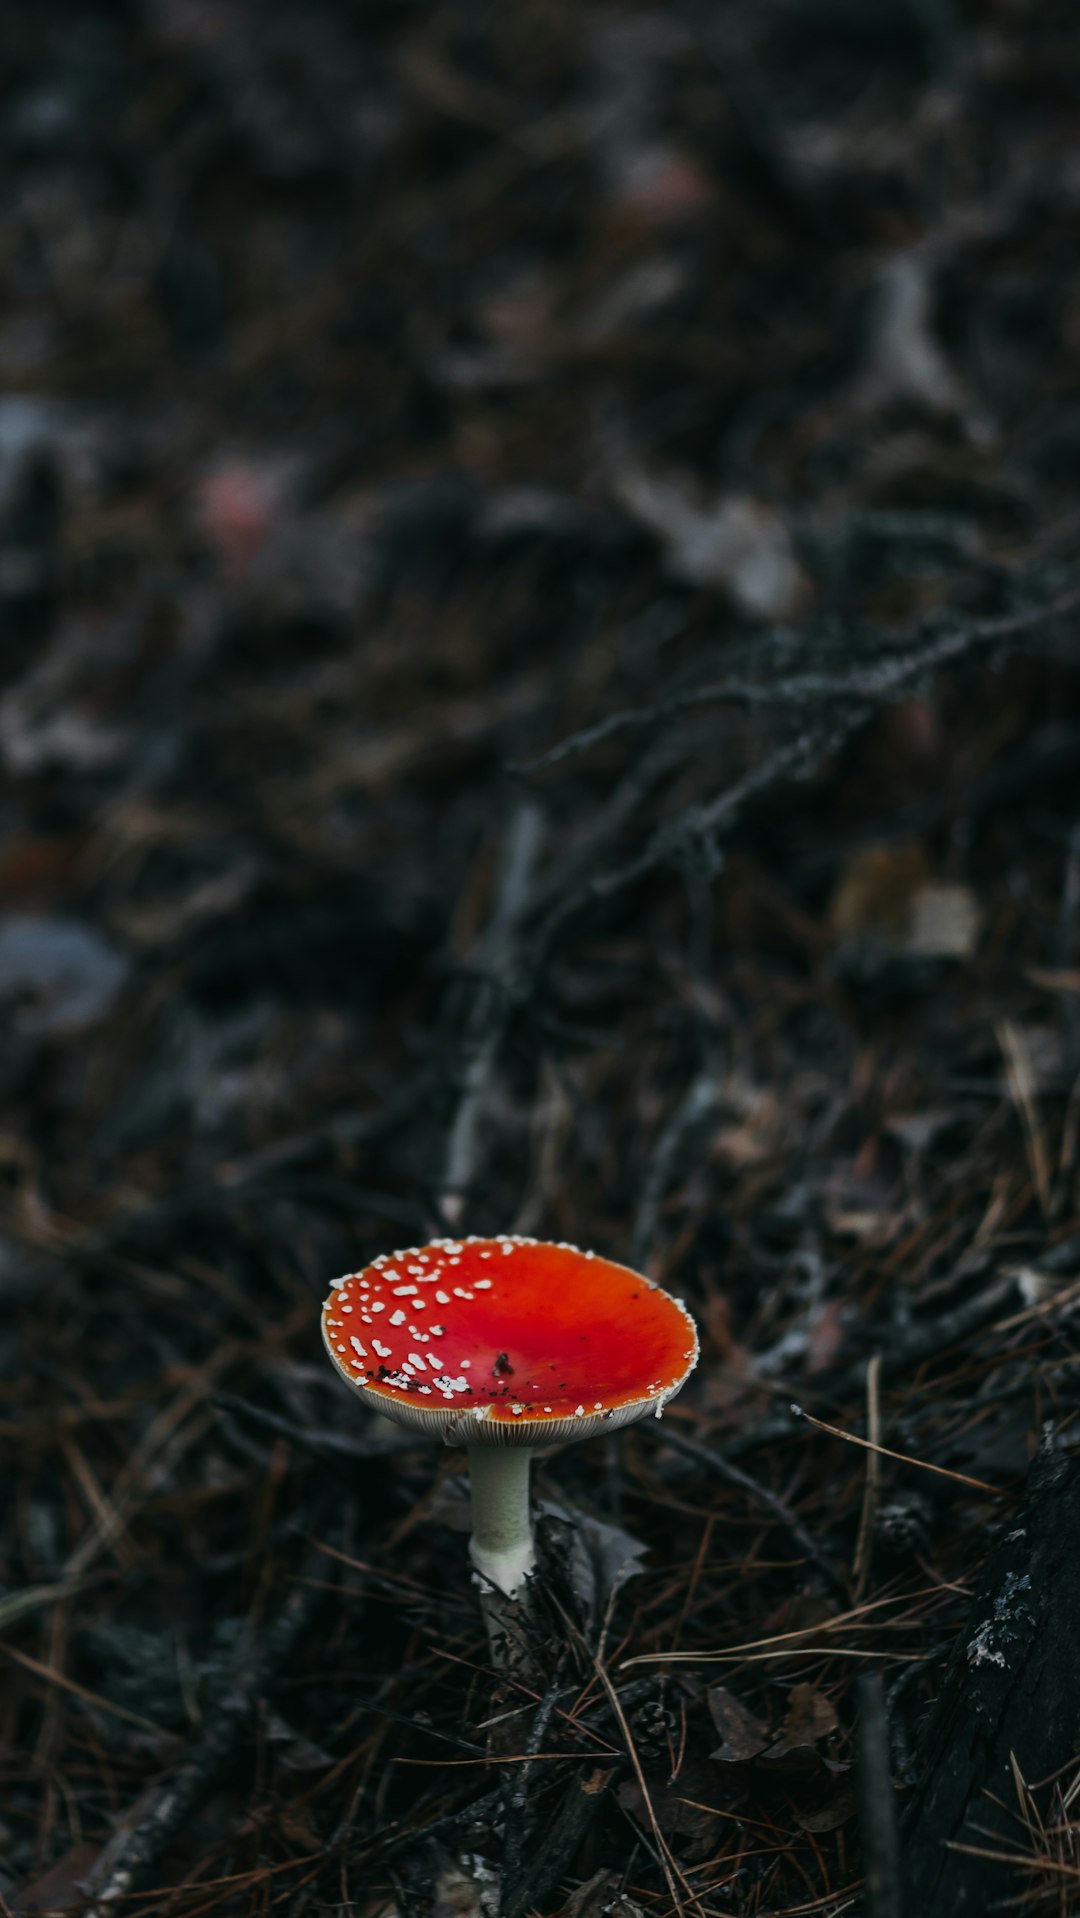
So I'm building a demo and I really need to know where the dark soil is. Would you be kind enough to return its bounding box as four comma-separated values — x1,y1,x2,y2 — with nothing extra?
3,3,1080,1915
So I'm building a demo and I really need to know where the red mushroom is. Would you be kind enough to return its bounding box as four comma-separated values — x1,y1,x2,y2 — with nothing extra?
321,1236,698,1612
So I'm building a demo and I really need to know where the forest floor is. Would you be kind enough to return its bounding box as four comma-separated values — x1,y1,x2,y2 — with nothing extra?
3,3,1080,1915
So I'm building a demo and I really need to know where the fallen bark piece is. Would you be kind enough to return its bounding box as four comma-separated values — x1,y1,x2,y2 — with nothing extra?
856,1674,901,1918
903,1441,1080,1911
502,1767,617,1918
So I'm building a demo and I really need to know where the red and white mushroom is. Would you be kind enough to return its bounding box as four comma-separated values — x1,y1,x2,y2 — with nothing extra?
321,1235,699,1602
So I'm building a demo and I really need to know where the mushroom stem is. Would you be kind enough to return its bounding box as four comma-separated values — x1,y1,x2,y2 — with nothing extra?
466,1445,535,1598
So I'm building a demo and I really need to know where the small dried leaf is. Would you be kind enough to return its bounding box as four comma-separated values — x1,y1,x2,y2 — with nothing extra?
0,915,130,1035
432,1852,500,1918
707,1684,769,1763
757,1682,848,1778
538,1499,648,1624
555,1868,646,1918
14,1843,99,1913
775,1682,839,1751
830,843,928,942
794,1781,858,1831
906,882,980,959
260,1705,334,1771
614,470,809,618
829,843,980,979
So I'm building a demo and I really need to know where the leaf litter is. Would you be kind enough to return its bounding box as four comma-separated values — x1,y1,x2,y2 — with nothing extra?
2,3,1080,1916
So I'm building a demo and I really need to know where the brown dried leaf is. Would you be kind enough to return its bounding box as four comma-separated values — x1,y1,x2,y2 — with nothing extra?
774,1682,839,1753
555,1869,646,1918
707,1684,769,1763
829,842,979,963
795,1781,858,1831
757,1683,848,1779
829,842,928,942
15,1843,99,1913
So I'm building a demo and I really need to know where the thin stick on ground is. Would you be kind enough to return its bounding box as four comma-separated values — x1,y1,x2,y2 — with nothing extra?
517,578,1080,775
78,1539,330,1917
654,1423,847,1602
853,1355,883,1600
526,578,1080,967
790,1406,1004,1496
998,1019,1052,1218
855,1672,902,1918
592,1654,701,1918
631,1072,718,1273
438,799,545,1227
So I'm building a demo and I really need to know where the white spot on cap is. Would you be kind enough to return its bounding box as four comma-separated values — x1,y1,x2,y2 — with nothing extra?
435,1291,450,1304
373,1339,392,1358
350,1337,367,1358
474,1279,492,1290
390,1309,406,1325
574,1405,585,1417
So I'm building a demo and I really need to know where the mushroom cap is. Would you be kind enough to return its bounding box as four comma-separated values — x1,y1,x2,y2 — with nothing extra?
321,1235,699,1447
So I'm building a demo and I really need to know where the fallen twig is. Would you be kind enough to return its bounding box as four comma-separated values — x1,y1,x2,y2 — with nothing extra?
79,1535,331,1917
